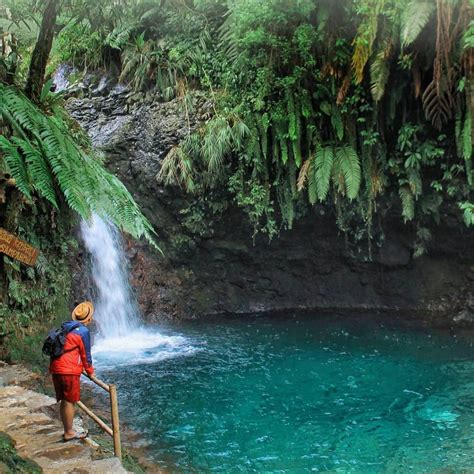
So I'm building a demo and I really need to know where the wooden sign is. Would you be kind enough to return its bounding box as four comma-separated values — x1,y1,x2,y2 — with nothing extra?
0,228,39,266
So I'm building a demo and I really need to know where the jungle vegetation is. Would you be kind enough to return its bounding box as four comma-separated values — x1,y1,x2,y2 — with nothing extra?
0,0,472,355
3,0,473,248
4,0,468,254
0,0,156,353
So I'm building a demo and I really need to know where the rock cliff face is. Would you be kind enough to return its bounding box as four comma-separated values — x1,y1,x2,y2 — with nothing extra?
67,83,474,326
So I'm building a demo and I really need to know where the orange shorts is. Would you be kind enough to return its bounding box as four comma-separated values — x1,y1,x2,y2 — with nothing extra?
52,374,81,403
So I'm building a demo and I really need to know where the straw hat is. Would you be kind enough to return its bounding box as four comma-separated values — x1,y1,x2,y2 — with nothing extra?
72,301,94,324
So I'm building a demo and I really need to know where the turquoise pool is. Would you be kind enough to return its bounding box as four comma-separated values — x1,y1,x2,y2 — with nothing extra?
93,314,474,472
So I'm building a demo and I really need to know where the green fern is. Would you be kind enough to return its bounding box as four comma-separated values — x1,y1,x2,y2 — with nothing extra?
401,1,435,48
370,47,390,102
314,146,334,201
307,162,318,205
11,136,57,207
0,136,32,199
0,84,158,249
462,107,472,162
104,23,136,50
157,144,196,193
335,145,361,200
217,10,241,65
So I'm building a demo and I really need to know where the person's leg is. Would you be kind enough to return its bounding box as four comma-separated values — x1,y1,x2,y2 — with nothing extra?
60,400,76,438
53,374,87,440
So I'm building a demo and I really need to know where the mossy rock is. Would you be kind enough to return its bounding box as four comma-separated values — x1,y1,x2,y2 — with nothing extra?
0,432,42,473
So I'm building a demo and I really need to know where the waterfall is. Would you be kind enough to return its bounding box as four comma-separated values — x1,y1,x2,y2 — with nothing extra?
52,64,75,92
80,214,140,338
80,213,195,369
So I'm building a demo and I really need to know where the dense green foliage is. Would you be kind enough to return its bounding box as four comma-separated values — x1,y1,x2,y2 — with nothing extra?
0,0,159,357
2,0,473,250
0,200,74,354
36,0,471,248
0,83,156,244
0,0,158,245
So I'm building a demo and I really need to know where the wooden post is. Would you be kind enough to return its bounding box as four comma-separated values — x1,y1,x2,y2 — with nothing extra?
109,384,122,460
87,373,110,392
76,401,113,436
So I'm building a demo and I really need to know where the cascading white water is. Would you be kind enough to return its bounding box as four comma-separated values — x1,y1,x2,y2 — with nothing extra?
80,214,196,369
52,64,75,92
80,214,140,338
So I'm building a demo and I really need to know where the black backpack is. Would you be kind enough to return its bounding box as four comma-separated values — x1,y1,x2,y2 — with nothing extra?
42,322,81,359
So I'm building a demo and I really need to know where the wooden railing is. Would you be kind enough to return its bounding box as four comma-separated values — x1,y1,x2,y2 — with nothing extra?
78,372,122,460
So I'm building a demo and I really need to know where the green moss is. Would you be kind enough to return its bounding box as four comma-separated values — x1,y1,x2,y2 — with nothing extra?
0,432,41,474
91,435,147,474
7,309,68,372
0,204,75,372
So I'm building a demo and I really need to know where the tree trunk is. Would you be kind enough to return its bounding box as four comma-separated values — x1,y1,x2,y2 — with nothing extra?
24,0,59,102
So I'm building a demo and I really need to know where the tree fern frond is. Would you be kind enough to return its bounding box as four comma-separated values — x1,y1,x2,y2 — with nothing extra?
11,136,58,207
401,1,435,48
104,22,136,50
217,10,241,65
0,136,32,198
335,146,361,199
370,47,390,101
315,146,334,201
0,84,158,249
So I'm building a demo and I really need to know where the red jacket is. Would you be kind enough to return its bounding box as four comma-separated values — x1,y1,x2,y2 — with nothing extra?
49,322,94,376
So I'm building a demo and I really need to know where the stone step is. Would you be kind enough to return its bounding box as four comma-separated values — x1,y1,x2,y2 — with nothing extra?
0,365,130,474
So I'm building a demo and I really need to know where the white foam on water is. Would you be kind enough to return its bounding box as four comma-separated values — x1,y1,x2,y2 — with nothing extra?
80,214,196,367
92,329,198,370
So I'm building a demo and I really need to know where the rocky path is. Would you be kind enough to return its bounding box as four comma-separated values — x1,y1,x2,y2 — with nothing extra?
0,363,128,473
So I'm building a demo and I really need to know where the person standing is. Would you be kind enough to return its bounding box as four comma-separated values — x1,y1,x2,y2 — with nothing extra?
49,301,95,442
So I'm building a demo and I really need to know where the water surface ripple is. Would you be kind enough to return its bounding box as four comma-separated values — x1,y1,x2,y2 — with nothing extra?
93,315,474,472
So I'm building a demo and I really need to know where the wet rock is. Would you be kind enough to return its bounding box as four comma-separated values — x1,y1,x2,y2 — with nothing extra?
91,457,127,472
377,239,411,268
453,309,474,323
67,82,474,325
